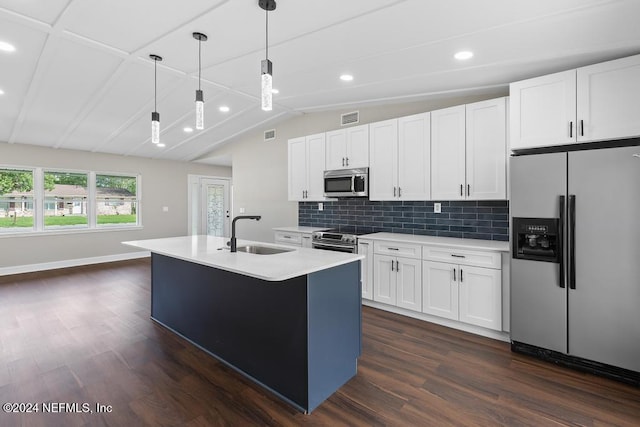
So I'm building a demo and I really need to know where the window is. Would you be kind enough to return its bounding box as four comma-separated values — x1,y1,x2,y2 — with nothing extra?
0,168,35,231
43,171,88,229
96,174,138,226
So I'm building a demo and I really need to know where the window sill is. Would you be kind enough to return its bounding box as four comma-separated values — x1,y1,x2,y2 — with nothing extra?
0,225,144,239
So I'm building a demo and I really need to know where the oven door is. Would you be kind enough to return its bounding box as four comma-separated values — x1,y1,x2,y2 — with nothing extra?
312,242,357,253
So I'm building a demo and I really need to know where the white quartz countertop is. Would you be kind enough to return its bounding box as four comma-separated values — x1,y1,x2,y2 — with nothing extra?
123,235,363,282
272,226,330,233
358,232,510,252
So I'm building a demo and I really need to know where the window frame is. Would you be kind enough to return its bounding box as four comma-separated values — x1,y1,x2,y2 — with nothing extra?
0,165,143,238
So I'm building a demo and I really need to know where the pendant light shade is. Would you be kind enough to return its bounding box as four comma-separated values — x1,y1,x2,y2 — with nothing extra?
259,0,276,111
193,32,207,130
150,54,162,144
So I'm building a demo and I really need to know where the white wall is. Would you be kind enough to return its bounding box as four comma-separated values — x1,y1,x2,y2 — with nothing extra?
0,142,231,269
201,92,508,243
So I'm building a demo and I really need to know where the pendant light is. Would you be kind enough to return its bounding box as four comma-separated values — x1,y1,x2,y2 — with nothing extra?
150,54,162,144
193,32,207,130
259,0,276,111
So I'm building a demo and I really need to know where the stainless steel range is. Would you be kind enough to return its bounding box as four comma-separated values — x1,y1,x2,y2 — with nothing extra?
311,230,359,253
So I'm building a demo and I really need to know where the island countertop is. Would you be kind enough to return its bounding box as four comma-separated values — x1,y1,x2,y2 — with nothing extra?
123,235,363,282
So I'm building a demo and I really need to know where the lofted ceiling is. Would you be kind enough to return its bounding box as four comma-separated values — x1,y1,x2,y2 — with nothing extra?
1,0,640,163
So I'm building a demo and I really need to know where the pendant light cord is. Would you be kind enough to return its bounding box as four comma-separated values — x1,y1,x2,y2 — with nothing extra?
198,39,202,91
265,6,269,60
154,58,157,112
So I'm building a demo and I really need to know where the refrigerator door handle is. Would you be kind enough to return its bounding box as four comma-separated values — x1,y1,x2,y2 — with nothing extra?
558,195,566,289
569,195,576,290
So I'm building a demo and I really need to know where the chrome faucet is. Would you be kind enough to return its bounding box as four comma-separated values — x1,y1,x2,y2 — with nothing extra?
229,215,262,252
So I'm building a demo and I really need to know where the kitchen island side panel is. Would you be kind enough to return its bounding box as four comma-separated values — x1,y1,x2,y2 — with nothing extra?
150,253,309,409
307,261,362,412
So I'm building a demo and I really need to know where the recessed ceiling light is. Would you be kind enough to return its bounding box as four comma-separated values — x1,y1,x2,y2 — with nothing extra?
157,143,166,148
454,51,473,60
0,41,16,52
0,89,4,96
340,74,354,82
271,88,279,94
219,106,230,112
183,127,194,133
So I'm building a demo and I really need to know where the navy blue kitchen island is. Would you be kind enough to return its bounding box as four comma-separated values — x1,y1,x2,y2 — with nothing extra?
124,235,363,413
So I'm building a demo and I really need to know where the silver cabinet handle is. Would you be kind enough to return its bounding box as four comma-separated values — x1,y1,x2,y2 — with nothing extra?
460,184,463,196
467,184,470,196
396,260,399,272
460,268,463,282
453,268,456,282
388,247,399,251
398,187,402,197
393,187,396,197
390,259,394,272
451,254,466,258
580,119,584,137
569,121,573,138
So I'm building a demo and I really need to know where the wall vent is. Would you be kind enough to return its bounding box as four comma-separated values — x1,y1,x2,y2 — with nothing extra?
341,111,359,126
264,129,276,141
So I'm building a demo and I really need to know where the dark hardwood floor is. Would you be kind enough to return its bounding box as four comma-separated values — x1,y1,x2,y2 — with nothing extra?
1,259,639,426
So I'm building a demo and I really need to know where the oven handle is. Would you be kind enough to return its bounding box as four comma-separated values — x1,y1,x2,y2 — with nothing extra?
312,242,356,253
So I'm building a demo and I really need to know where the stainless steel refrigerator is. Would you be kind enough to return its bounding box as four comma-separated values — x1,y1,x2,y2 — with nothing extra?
510,144,640,378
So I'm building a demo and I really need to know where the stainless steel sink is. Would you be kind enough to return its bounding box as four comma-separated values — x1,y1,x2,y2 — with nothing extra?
235,245,294,255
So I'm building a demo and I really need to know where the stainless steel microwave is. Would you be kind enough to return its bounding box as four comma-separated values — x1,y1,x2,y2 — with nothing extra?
323,168,368,198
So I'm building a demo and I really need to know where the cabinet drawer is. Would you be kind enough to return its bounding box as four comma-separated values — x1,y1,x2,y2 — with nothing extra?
422,246,501,269
274,231,302,246
374,241,421,259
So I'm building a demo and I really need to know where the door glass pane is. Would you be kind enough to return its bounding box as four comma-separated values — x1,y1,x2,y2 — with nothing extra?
206,184,225,236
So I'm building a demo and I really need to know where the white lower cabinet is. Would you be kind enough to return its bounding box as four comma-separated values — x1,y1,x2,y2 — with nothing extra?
422,245,502,331
357,239,374,300
372,241,422,312
359,235,506,337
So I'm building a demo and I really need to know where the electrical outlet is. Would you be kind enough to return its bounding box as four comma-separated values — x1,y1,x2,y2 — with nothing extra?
434,203,441,213
239,207,245,214
162,206,169,212
318,202,323,211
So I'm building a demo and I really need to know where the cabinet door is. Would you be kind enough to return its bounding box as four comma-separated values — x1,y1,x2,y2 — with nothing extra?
358,239,374,300
431,105,466,200
325,129,347,170
465,98,507,200
369,119,398,201
305,133,327,201
458,266,501,331
577,54,640,142
373,254,396,305
301,233,313,248
288,137,307,201
346,124,369,168
422,261,458,320
510,69,576,150
396,257,422,312
398,113,430,200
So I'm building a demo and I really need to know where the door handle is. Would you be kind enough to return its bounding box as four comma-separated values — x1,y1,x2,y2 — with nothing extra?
558,195,565,288
569,195,576,290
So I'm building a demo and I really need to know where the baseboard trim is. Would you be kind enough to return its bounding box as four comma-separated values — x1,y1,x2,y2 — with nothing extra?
0,251,150,276
362,300,510,343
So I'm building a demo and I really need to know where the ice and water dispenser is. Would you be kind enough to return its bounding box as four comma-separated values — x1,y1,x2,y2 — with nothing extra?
512,217,561,263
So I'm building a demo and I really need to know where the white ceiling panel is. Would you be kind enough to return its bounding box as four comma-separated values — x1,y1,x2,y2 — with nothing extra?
1,0,639,161
62,0,228,53
0,20,48,141
0,0,70,25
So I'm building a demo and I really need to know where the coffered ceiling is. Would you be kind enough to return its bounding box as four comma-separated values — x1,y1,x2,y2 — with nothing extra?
1,0,639,163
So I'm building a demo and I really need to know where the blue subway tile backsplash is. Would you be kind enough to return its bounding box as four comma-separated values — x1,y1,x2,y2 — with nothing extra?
299,199,509,241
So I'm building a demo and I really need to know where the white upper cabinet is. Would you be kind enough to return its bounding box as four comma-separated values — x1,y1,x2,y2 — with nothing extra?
510,70,576,150
466,98,507,200
510,54,640,150
431,105,467,200
369,113,430,201
577,54,640,142
287,133,327,201
431,99,507,201
325,124,369,170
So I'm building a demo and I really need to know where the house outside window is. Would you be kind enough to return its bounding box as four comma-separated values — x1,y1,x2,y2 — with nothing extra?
43,171,89,229
96,174,139,226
